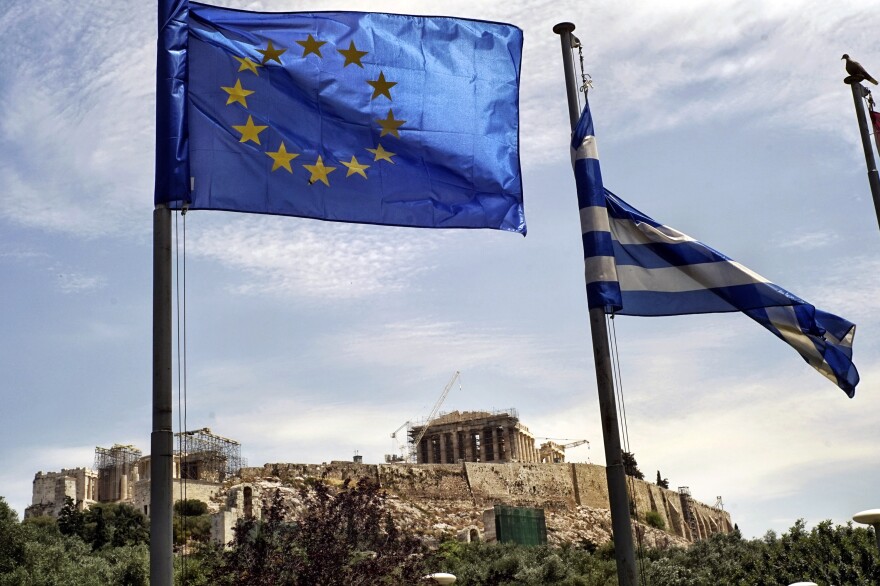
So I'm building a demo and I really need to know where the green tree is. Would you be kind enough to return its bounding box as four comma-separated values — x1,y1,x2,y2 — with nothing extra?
621,451,644,480
57,495,85,539
0,497,27,575
0,496,150,585
204,479,429,585
175,499,208,517
173,499,212,545
655,470,669,489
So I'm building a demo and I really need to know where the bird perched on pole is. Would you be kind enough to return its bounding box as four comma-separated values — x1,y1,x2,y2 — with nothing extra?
843,54,878,85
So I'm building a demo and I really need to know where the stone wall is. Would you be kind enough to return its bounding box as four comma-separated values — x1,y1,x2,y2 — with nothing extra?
465,462,576,510
131,479,224,516
233,461,731,544
240,462,379,486
25,468,98,519
212,483,263,546
570,464,610,510
378,464,471,501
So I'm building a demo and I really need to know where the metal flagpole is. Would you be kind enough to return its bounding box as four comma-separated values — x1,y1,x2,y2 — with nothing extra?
151,204,174,586
846,79,880,231
553,22,639,586
154,0,185,580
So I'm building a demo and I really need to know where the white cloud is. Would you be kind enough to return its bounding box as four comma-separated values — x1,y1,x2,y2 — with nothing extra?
775,231,839,250
319,317,590,389
55,272,105,293
186,215,445,300
0,1,155,238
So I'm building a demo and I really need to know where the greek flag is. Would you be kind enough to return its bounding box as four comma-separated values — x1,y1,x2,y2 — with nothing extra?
573,101,859,397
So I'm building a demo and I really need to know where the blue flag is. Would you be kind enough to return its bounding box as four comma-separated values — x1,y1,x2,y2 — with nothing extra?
155,2,525,234
572,101,859,396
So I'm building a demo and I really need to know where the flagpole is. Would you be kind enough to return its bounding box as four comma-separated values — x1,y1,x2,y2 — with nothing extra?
846,79,880,230
151,204,174,586
553,22,638,586
154,0,186,579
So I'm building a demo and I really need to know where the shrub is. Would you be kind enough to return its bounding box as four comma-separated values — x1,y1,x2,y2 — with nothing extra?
645,511,665,530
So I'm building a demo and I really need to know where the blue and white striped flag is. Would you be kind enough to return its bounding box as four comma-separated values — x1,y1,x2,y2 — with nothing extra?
572,101,859,397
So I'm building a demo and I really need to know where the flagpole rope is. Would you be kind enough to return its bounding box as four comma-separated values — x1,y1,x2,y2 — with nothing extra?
607,313,649,585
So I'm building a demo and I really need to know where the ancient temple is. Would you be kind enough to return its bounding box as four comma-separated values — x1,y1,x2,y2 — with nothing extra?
409,409,539,464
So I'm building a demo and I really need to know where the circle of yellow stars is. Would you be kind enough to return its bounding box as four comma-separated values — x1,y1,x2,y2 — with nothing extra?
221,34,404,187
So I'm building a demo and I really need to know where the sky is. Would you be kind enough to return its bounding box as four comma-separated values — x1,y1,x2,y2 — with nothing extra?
1,0,879,540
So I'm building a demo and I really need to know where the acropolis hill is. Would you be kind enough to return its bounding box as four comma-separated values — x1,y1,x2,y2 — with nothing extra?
26,415,732,547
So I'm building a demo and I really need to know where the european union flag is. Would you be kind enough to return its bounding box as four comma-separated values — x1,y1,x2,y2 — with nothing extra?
155,2,526,234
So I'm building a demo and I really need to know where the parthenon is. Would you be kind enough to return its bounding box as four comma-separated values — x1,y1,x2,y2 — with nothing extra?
408,409,540,464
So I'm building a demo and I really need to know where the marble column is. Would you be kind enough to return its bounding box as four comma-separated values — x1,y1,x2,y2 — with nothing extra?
438,433,447,464
492,428,501,462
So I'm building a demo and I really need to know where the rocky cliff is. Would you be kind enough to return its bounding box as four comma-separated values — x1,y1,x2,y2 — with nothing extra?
219,461,731,547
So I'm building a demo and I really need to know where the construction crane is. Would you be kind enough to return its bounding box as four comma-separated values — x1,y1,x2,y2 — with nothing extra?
537,438,590,463
385,421,411,463
409,371,461,462
561,439,589,449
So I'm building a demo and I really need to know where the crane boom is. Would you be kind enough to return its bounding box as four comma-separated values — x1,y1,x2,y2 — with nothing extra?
410,371,460,455
563,439,589,449
390,420,409,439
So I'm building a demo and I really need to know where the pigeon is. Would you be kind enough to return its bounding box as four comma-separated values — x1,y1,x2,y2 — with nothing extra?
842,54,878,85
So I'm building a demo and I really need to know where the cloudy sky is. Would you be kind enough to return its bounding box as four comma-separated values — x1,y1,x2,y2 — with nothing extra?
2,0,880,539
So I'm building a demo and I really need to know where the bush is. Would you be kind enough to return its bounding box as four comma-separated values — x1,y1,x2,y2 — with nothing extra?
174,499,208,517
174,514,212,545
202,479,430,585
645,511,665,530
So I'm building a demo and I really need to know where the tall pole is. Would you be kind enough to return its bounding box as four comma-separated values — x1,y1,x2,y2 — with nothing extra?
553,22,638,586
154,0,186,580
151,204,174,586
847,80,880,230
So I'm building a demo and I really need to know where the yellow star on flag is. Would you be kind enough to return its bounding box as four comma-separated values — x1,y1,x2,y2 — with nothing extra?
266,142,299,173
296,34,326,58
376,110,405,138
341,155,370,178
221,79,255,107
337,41,368,68
257,41,286,64
367,71,397,100
303,155,336,186
232,115,268,145
233,56,262,75
366,143,396,163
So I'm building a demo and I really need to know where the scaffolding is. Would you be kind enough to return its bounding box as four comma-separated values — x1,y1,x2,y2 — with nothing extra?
175,427,244,482
678,486,699,540
94,444,142,502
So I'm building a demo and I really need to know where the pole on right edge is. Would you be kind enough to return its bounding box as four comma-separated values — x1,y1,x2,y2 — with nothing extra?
553,21,638,586
847,80,880,231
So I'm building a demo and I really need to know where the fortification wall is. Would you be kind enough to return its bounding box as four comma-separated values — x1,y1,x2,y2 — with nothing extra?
465,462,575,510
240,462,380,486
131,479,223,515
234,461,731,543
378,464,471,501
571,463,610,509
